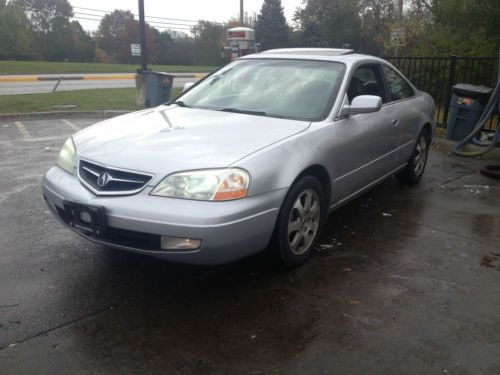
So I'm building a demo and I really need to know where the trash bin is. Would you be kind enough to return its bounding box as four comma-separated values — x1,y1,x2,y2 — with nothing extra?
446,83,493,141
136,70,174,108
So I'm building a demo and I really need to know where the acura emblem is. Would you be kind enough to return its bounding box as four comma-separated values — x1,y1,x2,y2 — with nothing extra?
97,172,112,187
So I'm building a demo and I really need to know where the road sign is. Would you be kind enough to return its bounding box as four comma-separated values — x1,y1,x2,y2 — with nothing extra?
131,44,141,56
390,28,405,47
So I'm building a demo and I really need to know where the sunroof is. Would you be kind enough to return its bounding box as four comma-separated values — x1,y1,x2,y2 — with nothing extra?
261,48,354,56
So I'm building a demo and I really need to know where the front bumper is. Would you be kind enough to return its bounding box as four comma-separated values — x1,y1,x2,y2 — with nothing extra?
42,166,286,265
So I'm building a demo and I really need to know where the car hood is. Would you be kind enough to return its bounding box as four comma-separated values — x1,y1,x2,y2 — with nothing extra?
74,106,309,182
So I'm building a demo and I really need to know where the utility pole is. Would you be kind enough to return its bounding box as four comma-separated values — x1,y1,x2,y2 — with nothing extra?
240,0,244,26
138,0,148,71
397,0,403,20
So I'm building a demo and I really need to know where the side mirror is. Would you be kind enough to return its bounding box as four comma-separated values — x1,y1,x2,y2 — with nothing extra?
182,82,195,92
340,95,382,116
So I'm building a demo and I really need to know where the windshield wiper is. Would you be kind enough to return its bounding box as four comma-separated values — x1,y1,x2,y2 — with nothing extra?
169,100,190,108
221,107,267,116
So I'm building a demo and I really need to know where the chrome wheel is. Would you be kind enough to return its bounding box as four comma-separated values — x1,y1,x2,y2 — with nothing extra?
414,136,428,176
288,189,321,256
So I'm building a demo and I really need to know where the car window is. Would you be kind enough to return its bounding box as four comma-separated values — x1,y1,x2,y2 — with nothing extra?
179,59,345,121
347,65,387,104
382,65,415,101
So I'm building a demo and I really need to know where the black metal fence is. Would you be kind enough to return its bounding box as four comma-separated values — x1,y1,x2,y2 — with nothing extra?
386,56,499,129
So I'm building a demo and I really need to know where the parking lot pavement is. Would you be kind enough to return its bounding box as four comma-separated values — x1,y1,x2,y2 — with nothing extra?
1,118,499,374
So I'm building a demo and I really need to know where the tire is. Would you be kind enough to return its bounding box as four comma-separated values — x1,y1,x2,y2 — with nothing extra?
396,128,430,186
270,176,326,268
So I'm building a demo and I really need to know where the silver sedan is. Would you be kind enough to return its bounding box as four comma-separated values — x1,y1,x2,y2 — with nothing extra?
43,48,436,267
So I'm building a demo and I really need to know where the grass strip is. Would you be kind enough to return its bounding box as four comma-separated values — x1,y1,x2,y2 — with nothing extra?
0,60,216,75
0,88,182,113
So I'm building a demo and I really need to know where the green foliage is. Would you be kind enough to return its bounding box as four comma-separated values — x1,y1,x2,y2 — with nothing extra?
157,31,197,66
193,21,226,66
292,0,498,57
0,2,36,59
294,0,361,49
255,0,289,51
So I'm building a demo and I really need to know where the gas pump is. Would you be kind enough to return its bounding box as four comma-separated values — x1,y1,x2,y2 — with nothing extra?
226,27,257,61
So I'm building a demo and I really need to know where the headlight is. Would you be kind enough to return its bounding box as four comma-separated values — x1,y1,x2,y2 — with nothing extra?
56,137,76,175
151,168,250,201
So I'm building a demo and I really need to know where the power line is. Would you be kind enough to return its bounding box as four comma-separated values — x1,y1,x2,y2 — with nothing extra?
73,12,194,28
72,6,200,24
72,16,193,32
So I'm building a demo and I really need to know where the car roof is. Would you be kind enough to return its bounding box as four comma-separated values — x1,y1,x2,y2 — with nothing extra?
241,48,388,65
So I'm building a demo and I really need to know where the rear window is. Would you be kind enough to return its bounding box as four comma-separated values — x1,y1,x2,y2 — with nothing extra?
382,65,415,101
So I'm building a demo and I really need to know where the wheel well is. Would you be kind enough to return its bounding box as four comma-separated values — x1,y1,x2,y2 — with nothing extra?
422,123,432,140
294,165,332,204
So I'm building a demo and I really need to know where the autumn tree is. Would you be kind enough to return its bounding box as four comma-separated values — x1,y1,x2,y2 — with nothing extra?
96,10,158,64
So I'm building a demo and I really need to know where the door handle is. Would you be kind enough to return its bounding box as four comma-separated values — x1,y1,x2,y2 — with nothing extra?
392,119,399,126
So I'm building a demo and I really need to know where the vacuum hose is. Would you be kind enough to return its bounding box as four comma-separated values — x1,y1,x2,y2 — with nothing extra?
451,82,500,157
451,53,500,179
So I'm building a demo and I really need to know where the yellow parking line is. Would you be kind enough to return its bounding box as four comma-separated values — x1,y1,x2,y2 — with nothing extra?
61,119,81,132
0,76,38,83
14,121,31,138
194,73,208,79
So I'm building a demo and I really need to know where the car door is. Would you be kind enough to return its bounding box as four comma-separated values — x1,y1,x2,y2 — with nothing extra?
329,63,402,204
380,64,421,164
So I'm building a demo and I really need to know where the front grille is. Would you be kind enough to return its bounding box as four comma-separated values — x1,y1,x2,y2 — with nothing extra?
78,159,153,195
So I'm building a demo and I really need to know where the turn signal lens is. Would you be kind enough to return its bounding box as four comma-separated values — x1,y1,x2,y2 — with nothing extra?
213,172,248,201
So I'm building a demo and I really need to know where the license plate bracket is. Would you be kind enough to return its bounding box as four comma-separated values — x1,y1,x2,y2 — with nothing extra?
63,201,106,236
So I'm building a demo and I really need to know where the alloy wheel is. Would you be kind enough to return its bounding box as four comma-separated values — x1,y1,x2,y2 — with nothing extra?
287,189,321,255
414,136,428,176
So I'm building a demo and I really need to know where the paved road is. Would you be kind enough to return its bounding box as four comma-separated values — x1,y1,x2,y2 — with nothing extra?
0,73,204,95
0,118,499,374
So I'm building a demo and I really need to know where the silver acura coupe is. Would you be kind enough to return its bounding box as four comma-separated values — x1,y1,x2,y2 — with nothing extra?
43,48,435,267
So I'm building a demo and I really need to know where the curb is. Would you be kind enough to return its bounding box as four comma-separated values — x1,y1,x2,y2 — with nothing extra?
0,73,208,83
0,110,131,121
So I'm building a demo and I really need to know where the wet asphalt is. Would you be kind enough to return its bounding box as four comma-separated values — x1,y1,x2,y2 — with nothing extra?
0,118,499,374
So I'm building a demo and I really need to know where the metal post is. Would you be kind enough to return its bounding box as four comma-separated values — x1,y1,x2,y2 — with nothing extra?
444,55,457,125
398,0,403,20
240,0,244,26
138,0,148,71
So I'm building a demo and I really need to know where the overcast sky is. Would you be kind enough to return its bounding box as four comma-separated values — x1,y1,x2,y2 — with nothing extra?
71,0,305,33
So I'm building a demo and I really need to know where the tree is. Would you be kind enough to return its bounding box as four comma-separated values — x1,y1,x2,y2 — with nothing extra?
0,2,36,59
403,0,499,56
294,0,361,49
359,0,396,54
69,21,95,62
13,0,73,57
255,0,289,51
96,9,158,64
96,10,135,62
193,21,225,66
158,32,197,66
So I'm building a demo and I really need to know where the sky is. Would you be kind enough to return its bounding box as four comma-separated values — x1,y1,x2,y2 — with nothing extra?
70,0,305,33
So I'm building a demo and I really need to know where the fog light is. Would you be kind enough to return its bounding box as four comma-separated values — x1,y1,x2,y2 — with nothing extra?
161,236,201,250
80,211,92,224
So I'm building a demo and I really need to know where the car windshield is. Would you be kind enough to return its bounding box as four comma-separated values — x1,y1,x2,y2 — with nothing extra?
179,59,345,121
